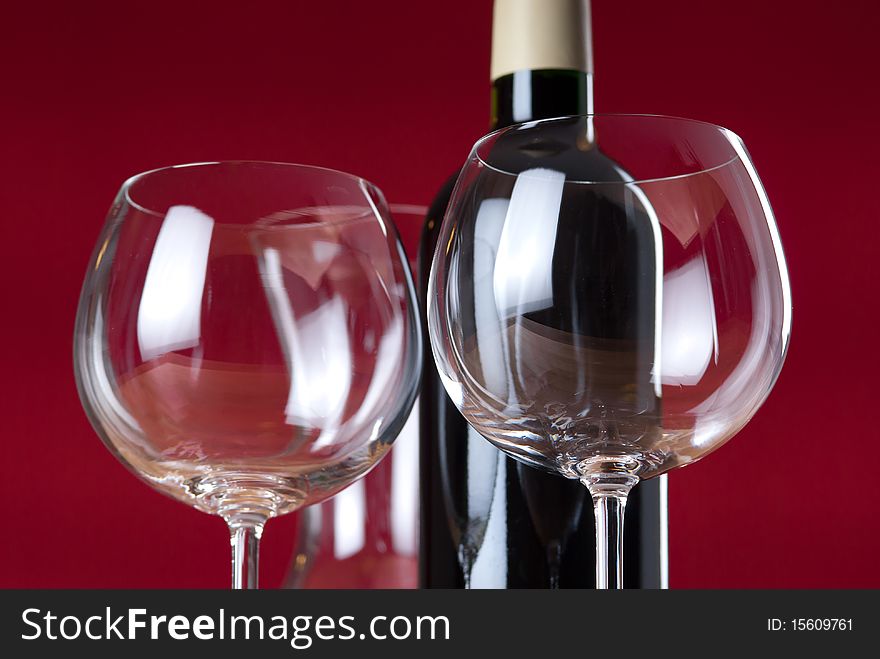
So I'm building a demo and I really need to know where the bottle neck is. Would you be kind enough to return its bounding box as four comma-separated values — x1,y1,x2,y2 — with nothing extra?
490,69,593,130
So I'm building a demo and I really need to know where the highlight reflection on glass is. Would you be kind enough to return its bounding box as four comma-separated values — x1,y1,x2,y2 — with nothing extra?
74,162,421,589
660,256,718,387
428,115,791,588
137,205,214,360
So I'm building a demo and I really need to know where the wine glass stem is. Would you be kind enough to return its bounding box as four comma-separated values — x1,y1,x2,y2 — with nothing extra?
592,494,627,589
229,524,263,589
582,471,638,589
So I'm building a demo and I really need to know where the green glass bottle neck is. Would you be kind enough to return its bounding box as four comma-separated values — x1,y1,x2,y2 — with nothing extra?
490,69,593,131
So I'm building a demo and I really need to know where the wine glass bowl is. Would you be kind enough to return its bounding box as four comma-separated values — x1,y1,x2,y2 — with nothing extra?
74,161,421,586
427,115,790,586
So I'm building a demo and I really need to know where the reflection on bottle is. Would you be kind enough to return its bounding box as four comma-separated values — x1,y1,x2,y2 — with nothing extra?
516,462,588,589
440,424,500,589
466,448,506,588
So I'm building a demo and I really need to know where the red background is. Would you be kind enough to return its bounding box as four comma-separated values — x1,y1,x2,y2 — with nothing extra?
1,0,878,588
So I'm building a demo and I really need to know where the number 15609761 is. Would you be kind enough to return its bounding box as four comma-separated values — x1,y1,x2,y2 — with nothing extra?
768,619,853,631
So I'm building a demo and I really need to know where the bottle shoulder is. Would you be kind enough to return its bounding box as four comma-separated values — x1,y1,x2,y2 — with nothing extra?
423,173,459,236
418,171,460,282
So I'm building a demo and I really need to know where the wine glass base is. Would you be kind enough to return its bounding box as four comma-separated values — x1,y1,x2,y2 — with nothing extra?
575,455,643,497
185,472,307,525
579,472,640,499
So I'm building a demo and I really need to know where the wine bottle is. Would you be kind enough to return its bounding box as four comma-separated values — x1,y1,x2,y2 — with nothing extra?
418,0,667,588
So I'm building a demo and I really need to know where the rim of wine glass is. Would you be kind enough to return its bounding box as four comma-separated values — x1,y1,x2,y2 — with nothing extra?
472,113,749,185
121,160,385,221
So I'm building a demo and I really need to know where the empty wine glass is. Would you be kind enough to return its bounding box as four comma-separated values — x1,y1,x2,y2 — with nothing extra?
74,161,421,588
428,115,791,589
